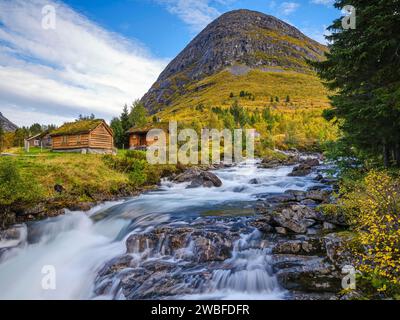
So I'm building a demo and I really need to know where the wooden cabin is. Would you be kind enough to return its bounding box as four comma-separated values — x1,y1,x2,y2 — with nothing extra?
50,119,114,154
128,123,169,150
26,131,52,148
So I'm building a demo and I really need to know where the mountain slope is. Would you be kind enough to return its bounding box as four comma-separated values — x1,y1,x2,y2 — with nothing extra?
0,112,18,132
141,9,328,116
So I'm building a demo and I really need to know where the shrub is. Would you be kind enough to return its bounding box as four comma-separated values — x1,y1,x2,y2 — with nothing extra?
0,159,42,207
327,170,400,297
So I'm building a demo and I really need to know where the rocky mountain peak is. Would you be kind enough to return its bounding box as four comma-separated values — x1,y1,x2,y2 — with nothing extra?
141,9,327,114
0,112,18,132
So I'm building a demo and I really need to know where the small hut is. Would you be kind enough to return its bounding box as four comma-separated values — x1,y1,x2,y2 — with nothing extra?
50,119,114,154
26,131,52,149
128,122,169,150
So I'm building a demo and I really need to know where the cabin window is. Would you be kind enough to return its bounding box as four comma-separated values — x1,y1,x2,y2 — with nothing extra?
34,140,39,146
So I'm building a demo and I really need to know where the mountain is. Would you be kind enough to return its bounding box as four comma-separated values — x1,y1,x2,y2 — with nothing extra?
0,112,18,132
141,9,329,118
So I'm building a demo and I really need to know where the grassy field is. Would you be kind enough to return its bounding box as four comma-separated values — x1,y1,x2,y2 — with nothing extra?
156,69,331,121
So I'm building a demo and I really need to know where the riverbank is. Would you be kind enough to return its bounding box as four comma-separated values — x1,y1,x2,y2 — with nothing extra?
0,149,185,229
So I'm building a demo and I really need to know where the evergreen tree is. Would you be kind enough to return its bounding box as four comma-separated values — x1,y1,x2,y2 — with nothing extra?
129,100,148,128
312,0,400,167
286,95,290,103
110,117,124,149
29,123,42,136
120,105,130,132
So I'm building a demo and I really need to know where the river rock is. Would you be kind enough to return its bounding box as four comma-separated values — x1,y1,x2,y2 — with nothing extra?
288,159,320,177
275,227,287,235
273,255,342,292
272,205,319,234
191,230,233,262
272,238,323,255
305,189,331,203
323,233,354,268
173,168,222,188
284,190,307,201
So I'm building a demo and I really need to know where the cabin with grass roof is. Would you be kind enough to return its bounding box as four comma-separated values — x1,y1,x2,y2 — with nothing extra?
128,122,169,150
50,119,114,154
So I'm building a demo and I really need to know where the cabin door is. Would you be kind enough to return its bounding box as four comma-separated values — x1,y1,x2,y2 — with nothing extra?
140,134,147,146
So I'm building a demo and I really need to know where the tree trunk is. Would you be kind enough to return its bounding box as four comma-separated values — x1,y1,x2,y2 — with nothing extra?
395,143,400,167
383,143,390,168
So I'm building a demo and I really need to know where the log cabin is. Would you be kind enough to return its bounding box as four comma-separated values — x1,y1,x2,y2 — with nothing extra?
50,119,114,154
26,131,52,149
128,122,169,150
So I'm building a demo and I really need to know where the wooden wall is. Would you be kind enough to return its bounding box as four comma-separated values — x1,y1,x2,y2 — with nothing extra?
52,134,90,149
129,132,167,148
89,123,113,150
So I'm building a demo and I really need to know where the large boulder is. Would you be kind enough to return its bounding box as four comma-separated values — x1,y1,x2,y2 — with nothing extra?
173,168,222,188
272,205,319,234
273,255,342,293
288,158,320,177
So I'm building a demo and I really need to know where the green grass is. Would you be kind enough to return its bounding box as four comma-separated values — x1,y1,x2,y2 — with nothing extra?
155,69,330,122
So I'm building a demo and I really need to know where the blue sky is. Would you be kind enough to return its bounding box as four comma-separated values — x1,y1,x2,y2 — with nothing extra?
0,0,340,126
63,0,339,59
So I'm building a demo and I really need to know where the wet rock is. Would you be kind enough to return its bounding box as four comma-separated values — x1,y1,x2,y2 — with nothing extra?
17,204,46,216
288,164,312,176
275,227,287,235
305,189,331,203
265,193,297,204
97,254,134,278
272,205,319,234
300,199,317,206
273,255,342,293
191,231,233,262
248,178,260,184
284,190,306,202
323,233,354,268
0,224,27,254
68,202,94,212
258,154,299,169
126,233,161,254
249,217,273,233
315,210,348,227
272,238,323,255
288,159,320,177
174,169,222,188
301,158,320,167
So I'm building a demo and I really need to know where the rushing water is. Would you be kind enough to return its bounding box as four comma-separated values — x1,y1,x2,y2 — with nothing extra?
0,160,323,300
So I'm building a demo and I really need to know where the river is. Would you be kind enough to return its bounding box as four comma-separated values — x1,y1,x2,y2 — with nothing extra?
0,159,325,300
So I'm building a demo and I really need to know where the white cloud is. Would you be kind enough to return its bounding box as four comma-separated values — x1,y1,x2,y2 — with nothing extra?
310,0,334,7
155,0,224,32
0,0,167,126
301,25,331,45
280,2,300,15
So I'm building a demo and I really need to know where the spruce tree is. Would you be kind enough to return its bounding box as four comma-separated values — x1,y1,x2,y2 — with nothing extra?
312,0,400,167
